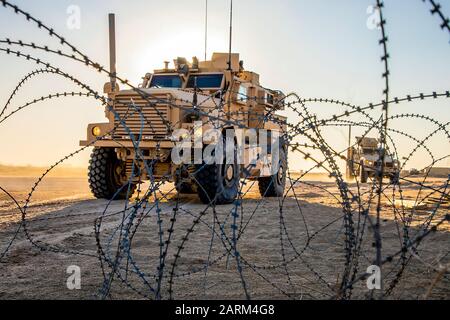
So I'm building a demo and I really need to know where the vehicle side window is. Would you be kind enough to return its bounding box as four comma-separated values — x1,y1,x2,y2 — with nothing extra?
237,85,247,102
266,93,274,105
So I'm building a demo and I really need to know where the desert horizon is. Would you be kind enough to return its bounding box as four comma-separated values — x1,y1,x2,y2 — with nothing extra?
0,163,88,178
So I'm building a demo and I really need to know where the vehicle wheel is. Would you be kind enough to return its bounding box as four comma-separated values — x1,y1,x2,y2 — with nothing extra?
390,172,400,185
359,161,368,183
346,159,355,180
346,149,355,180
258,147,287,197
88,147,136,200
195,137,240,205
174,166,197,194
175,179,197,194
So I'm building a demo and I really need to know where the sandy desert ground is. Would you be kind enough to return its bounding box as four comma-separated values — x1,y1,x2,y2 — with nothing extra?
0,174,448,300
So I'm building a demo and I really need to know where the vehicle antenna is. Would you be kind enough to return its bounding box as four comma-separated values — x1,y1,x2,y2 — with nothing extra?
108,13,116,92
227,0,233,71
204,0,208,61
348,124,352,150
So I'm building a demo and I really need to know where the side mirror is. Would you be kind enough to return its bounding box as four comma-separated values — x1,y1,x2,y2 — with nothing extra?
103,82,120,94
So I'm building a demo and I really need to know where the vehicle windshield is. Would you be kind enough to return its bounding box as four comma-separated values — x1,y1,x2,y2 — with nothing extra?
362,148,376,154
186,74,223,89
149,75,182,88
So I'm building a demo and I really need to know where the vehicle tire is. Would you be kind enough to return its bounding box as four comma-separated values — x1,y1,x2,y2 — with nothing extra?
88,147,136,200
175,179,197,194
174,166,197,194
258,147,287,197
390,172,400,185
195,137,240,205
346,159,355,180
359,161,368,183
346,149,355,180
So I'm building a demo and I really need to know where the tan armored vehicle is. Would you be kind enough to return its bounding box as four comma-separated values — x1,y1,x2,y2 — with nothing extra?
346,136,400,184
80,15,288,204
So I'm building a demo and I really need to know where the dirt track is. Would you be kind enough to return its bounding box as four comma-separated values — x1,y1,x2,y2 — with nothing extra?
0,176,448,300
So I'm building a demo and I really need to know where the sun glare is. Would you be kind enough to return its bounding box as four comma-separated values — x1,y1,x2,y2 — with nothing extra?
130,29,204,78
128,28,230,83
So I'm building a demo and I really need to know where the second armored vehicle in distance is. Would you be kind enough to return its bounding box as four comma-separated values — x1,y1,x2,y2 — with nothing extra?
346,136,400,184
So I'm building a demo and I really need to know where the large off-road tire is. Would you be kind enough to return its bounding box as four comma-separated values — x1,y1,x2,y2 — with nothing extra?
88,147,136,200
359,161,368,183
389,171,400,185
174,166,197,194
175,179,197,194
195,138,240,205
258,148,287,197
346,149,355,180
346,159,355,180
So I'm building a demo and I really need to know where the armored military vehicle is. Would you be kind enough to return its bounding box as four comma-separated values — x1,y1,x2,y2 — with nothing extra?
346,136,400,184
80,15,288,204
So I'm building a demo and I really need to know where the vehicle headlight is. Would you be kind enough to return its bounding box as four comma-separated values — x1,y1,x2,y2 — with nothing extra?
170,132,191,142
92,126,102,137
180,132,191,140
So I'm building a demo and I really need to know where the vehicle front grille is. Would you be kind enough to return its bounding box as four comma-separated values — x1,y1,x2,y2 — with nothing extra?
374,161,394,168
112,93,171,139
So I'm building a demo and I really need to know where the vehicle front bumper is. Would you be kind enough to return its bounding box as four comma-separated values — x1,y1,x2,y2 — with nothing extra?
79,139,175,149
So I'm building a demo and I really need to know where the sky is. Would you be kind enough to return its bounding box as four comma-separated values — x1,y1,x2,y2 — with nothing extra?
0,0,449,172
